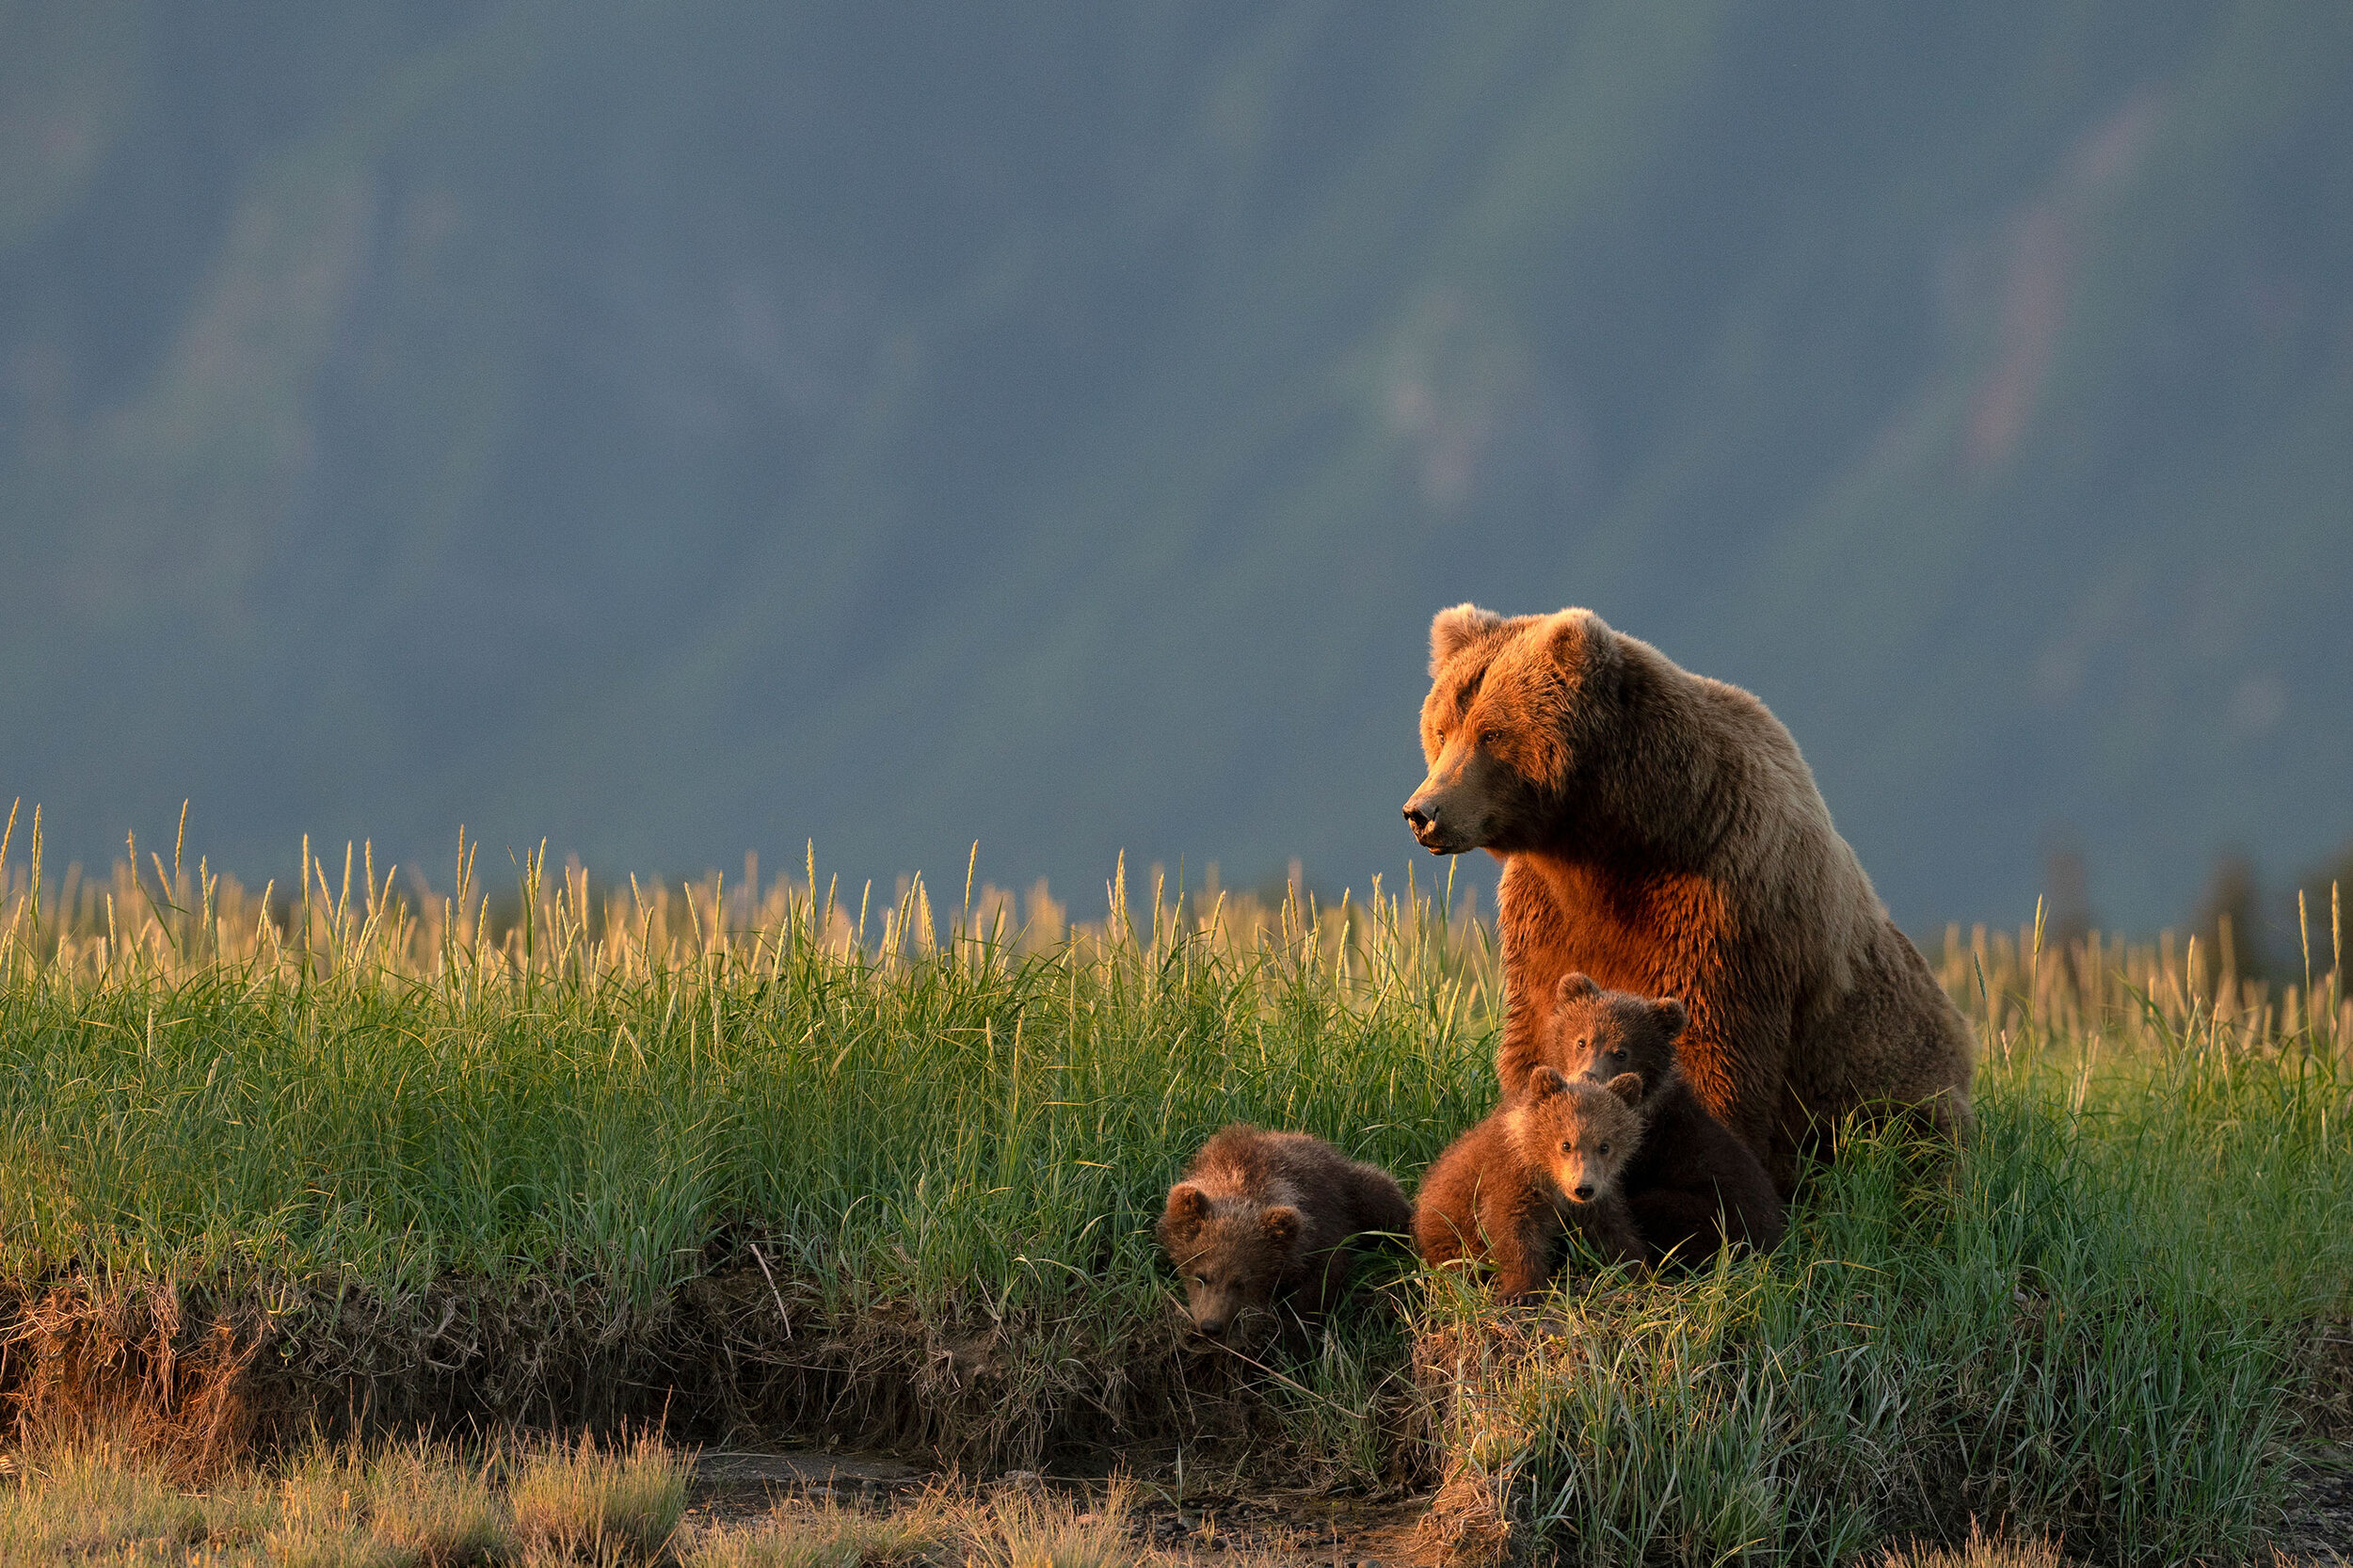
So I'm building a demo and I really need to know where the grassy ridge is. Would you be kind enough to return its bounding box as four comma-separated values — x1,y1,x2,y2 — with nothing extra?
1,830,2349,1561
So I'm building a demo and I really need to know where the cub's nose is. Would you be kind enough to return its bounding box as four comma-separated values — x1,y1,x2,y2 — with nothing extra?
1402,802,1435,831
1196,1315,1230,1338
1572,1184,1595,1202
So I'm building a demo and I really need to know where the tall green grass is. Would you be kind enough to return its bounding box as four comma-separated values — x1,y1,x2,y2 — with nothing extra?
0,809,2347,1560
0,843,1488,1303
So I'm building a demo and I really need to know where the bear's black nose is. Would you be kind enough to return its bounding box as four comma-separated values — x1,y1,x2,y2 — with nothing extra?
1403,804,1434,830
1572,1184,1594,1202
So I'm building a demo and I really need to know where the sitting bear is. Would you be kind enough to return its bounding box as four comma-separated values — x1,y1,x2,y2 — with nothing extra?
1536,973,1786,1262
1401,603,1976,1194
1414,1066,1648,1300
1157,1125,1413,1339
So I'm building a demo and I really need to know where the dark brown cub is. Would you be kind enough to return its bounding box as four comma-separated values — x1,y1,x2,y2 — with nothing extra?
1157,1125,1413,1339
1539,972,1785,1260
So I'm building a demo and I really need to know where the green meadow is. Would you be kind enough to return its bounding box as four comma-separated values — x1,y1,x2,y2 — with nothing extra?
0,811,2347,1564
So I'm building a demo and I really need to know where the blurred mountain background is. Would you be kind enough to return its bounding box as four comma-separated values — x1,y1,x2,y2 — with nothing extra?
4,0,2350,943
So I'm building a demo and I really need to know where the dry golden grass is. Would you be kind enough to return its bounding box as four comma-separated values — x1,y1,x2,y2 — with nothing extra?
677,1480,1159,1568
1879,1527,2074,1567
508,1432,689,1561
0,1432,1178,1568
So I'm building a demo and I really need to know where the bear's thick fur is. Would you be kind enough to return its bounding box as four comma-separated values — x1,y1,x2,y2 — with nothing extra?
1413,1066,1648,1300
1539,973,1785,1260
1402,604,1975,1194
1158,1125,1413,1338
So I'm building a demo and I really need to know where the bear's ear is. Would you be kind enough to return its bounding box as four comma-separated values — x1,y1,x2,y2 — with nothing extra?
1650,997,1688,1037
1261,1206,1303,1247
1528,1065,1569,1100
1430,602,1503,674
1545,608,1613,673
1606,1071,1645,1107
1163,1183,1210,1234
1556,972,1600,1005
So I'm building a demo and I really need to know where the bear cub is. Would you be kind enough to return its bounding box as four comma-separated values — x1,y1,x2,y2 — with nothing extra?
1158,1125,1414,1339
1536,974,1785,1261
1414,1066,1648,1300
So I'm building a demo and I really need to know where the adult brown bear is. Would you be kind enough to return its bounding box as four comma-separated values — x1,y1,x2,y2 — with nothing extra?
1401,604,1974,1194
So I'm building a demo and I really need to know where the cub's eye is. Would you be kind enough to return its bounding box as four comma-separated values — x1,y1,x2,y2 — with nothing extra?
1192,1274,1209,1287
1610,1048,1627,1061
1561,1140,1574,1153
1597,1143,1611,1156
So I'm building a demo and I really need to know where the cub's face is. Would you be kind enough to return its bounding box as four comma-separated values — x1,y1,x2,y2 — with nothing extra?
1518,1066,1645,1205
1546,973,1688,1093
1402,604,1601,856
1158,1185,1301,1340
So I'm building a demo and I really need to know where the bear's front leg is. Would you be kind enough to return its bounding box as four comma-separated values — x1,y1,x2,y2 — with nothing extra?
1480,1189,1564,1302
1626,1185,1729,1263
1298,1243,1355,1317
1565,1193,1647,1271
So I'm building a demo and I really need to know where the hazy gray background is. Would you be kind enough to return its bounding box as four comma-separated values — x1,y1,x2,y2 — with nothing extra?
4,1,2349,941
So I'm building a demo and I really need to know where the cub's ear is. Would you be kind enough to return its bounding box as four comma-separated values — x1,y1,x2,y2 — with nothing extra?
1556,972,1600,1004
1651,998,1688,1036
1163,1183,1210,1233
1607,1071,1645,1107
1528,1065,1570,1100
1261,1206,1303,1247
1430,602,1503,674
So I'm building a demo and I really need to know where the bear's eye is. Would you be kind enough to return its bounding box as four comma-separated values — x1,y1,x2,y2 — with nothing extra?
1561,1140,1574,1153
1192,1273,1209,1287
1598,1143,1611,1156
1479,728,1504,748
1610,1047,1626,1061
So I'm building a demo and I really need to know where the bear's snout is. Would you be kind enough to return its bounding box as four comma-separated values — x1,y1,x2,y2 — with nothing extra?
1571,1183,1595,1202
1402,797,1458,852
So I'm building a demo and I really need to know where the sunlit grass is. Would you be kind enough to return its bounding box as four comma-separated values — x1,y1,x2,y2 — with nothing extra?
0,808,2346,1561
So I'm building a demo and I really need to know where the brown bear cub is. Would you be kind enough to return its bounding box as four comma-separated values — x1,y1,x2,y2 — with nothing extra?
1531,973,1785,1262
1158,1126,1414,1339
1414,1067,1649,1300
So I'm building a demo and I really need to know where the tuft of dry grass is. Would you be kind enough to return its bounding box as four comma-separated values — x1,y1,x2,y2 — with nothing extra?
0,1432,233,1556
678,1480,1154,1568
508,1431,690,1562
680,1492,958,1568
367,1439,505,1564
1880,1525,2074,1567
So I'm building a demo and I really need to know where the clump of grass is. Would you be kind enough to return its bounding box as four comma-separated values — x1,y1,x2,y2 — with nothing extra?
0,1434,213,1556
680,1480,1151,1568
968,1480,1144,1568
366,1439,505,1564
680,1493,956,1568
1880,1525,2074,1567
508,1432,689,1561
